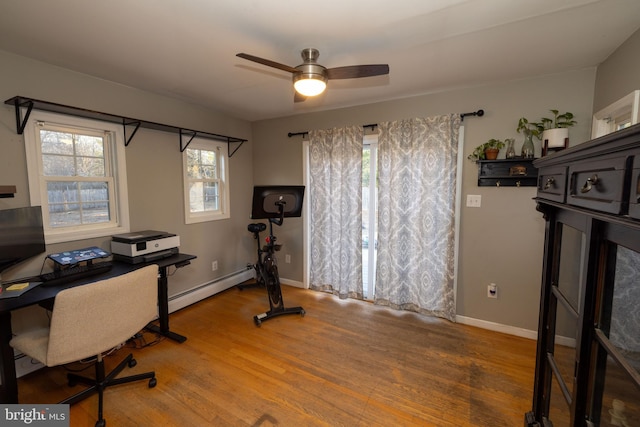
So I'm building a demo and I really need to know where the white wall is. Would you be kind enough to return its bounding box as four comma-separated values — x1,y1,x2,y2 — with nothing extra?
594,28,640,112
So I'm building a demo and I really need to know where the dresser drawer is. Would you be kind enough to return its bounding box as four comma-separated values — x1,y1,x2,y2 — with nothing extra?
537,165,567,203
629,156,640,219
568,156,629,214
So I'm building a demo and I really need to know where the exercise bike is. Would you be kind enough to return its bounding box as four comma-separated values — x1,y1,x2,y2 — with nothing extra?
246,199,305,326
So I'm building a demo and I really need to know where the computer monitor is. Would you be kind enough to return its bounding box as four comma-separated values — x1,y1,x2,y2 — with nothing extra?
251,186,305,219
0,206,46,274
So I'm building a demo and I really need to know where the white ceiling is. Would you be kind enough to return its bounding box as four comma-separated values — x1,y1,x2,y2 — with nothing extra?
1,0,639,122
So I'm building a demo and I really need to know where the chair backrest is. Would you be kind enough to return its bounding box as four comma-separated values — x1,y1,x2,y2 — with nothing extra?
45,265,158,366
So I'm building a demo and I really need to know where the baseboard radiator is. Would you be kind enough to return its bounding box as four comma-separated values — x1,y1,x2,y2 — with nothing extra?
168,268,254,314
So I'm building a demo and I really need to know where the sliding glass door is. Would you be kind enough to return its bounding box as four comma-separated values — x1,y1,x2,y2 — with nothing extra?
362,135,378,299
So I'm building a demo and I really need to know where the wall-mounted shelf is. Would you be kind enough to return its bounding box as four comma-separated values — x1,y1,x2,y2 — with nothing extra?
0,185,16,198
477,158,538,187
4,96,247,157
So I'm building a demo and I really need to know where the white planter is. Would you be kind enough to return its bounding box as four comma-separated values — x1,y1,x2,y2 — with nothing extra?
543,128,569,149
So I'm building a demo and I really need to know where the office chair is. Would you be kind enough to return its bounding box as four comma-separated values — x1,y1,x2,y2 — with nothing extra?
10,265,159,427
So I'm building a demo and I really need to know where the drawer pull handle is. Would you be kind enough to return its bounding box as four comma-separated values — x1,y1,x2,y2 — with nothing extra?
543,177,555,190
580,174,599,193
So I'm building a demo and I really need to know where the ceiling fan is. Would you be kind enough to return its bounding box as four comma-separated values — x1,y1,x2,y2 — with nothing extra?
236,48,389,102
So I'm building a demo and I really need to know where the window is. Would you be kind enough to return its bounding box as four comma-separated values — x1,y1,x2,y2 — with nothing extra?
182,139,229,224
592,90,640,138
24,111,130,244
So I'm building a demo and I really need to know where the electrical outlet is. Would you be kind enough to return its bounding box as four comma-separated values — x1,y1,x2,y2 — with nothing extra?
488,283,497,298
212,260,218,271
285,254,291,263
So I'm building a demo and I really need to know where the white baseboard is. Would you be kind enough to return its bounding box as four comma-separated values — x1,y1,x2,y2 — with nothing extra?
456,315,538,340
455,315,576,347
279,278,305,288
168,269,254,314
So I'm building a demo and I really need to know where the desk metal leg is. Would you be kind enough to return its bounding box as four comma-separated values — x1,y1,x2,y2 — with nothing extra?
0,311,18,403
145,265,187,343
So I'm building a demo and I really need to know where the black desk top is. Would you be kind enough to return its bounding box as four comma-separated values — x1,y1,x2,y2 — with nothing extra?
0,253,196,313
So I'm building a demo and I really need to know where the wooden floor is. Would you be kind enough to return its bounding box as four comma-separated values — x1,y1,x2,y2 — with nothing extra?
18,284,537,426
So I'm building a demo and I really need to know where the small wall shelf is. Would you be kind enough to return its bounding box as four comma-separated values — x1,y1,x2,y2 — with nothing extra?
0,185,16,198
477,158,538,187
4,96,248,157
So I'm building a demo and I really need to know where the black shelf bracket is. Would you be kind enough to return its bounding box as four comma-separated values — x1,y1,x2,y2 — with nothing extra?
122,119,142,147
4,96,248,157
180,129,198,152
11,97,34,135
227,138,245,158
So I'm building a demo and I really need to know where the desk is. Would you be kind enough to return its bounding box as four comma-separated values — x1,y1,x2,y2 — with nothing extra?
0,252,196,403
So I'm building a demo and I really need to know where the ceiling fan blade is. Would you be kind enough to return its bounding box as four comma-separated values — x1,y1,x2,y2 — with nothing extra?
326,64,389,80
294,92,307,103
236,53,299,74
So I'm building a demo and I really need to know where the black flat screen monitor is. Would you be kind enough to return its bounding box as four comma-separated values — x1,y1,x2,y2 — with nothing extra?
0,206,46,273
251,186,305,219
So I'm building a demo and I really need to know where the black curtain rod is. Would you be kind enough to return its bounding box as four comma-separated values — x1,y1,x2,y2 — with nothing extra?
287,109,484,138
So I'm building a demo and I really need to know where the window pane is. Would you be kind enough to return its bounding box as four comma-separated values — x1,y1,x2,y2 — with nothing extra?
75,134,104,157
41,131,106,177
608,246,640,376
203,182,219,211
76,156,105,177
188,181,219,213
558,224,584,311
200,150,216,166
40,130,73,155
47,181,79,205
200,165,216,179
43,154,75,176
46,181,110,227
189,182,205,212
81,201,110,224
187,149,218,179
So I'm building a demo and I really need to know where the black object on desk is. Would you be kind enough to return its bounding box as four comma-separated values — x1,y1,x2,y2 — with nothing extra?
38,261,113,287
0,252,196,403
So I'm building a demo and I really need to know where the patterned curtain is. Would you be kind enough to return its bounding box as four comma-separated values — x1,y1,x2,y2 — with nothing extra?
375,114,461,321
308,126,364,299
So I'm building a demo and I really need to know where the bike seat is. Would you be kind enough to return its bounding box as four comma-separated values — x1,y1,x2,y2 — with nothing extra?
248,223,267,233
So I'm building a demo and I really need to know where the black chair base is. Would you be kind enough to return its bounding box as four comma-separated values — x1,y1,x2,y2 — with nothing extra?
62,353,156,427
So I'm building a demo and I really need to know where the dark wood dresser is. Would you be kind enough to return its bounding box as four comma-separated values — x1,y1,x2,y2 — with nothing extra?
526,124,640,426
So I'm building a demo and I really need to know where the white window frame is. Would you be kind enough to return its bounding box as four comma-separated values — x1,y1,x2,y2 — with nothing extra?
592,90,640,138
24,110,130,244
182,138,230,224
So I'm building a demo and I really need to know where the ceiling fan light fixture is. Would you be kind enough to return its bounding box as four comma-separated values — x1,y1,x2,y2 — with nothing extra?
293,73,327,97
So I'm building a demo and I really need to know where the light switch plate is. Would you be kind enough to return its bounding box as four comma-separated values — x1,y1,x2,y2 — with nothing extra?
466,195,482,208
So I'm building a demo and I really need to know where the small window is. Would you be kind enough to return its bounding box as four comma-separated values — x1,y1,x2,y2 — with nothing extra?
182,139,230,224
24,111,130,244
592,90,640,138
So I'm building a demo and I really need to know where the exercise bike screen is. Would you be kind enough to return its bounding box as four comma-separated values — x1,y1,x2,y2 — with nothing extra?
251,185,305,219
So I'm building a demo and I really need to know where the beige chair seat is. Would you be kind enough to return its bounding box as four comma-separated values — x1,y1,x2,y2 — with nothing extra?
11,264,159,427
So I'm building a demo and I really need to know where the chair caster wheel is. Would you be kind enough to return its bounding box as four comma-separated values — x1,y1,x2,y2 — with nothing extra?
128,358,137,368
300,309,306,317
149,377,157,388
95,418,106,427
254,318,261,327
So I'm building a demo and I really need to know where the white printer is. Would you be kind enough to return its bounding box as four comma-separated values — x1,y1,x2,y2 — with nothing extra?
111,230,180,264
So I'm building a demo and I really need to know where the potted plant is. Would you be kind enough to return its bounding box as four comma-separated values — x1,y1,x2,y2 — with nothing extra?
467,138,505,161
517,117,544,158
539,110,577,154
